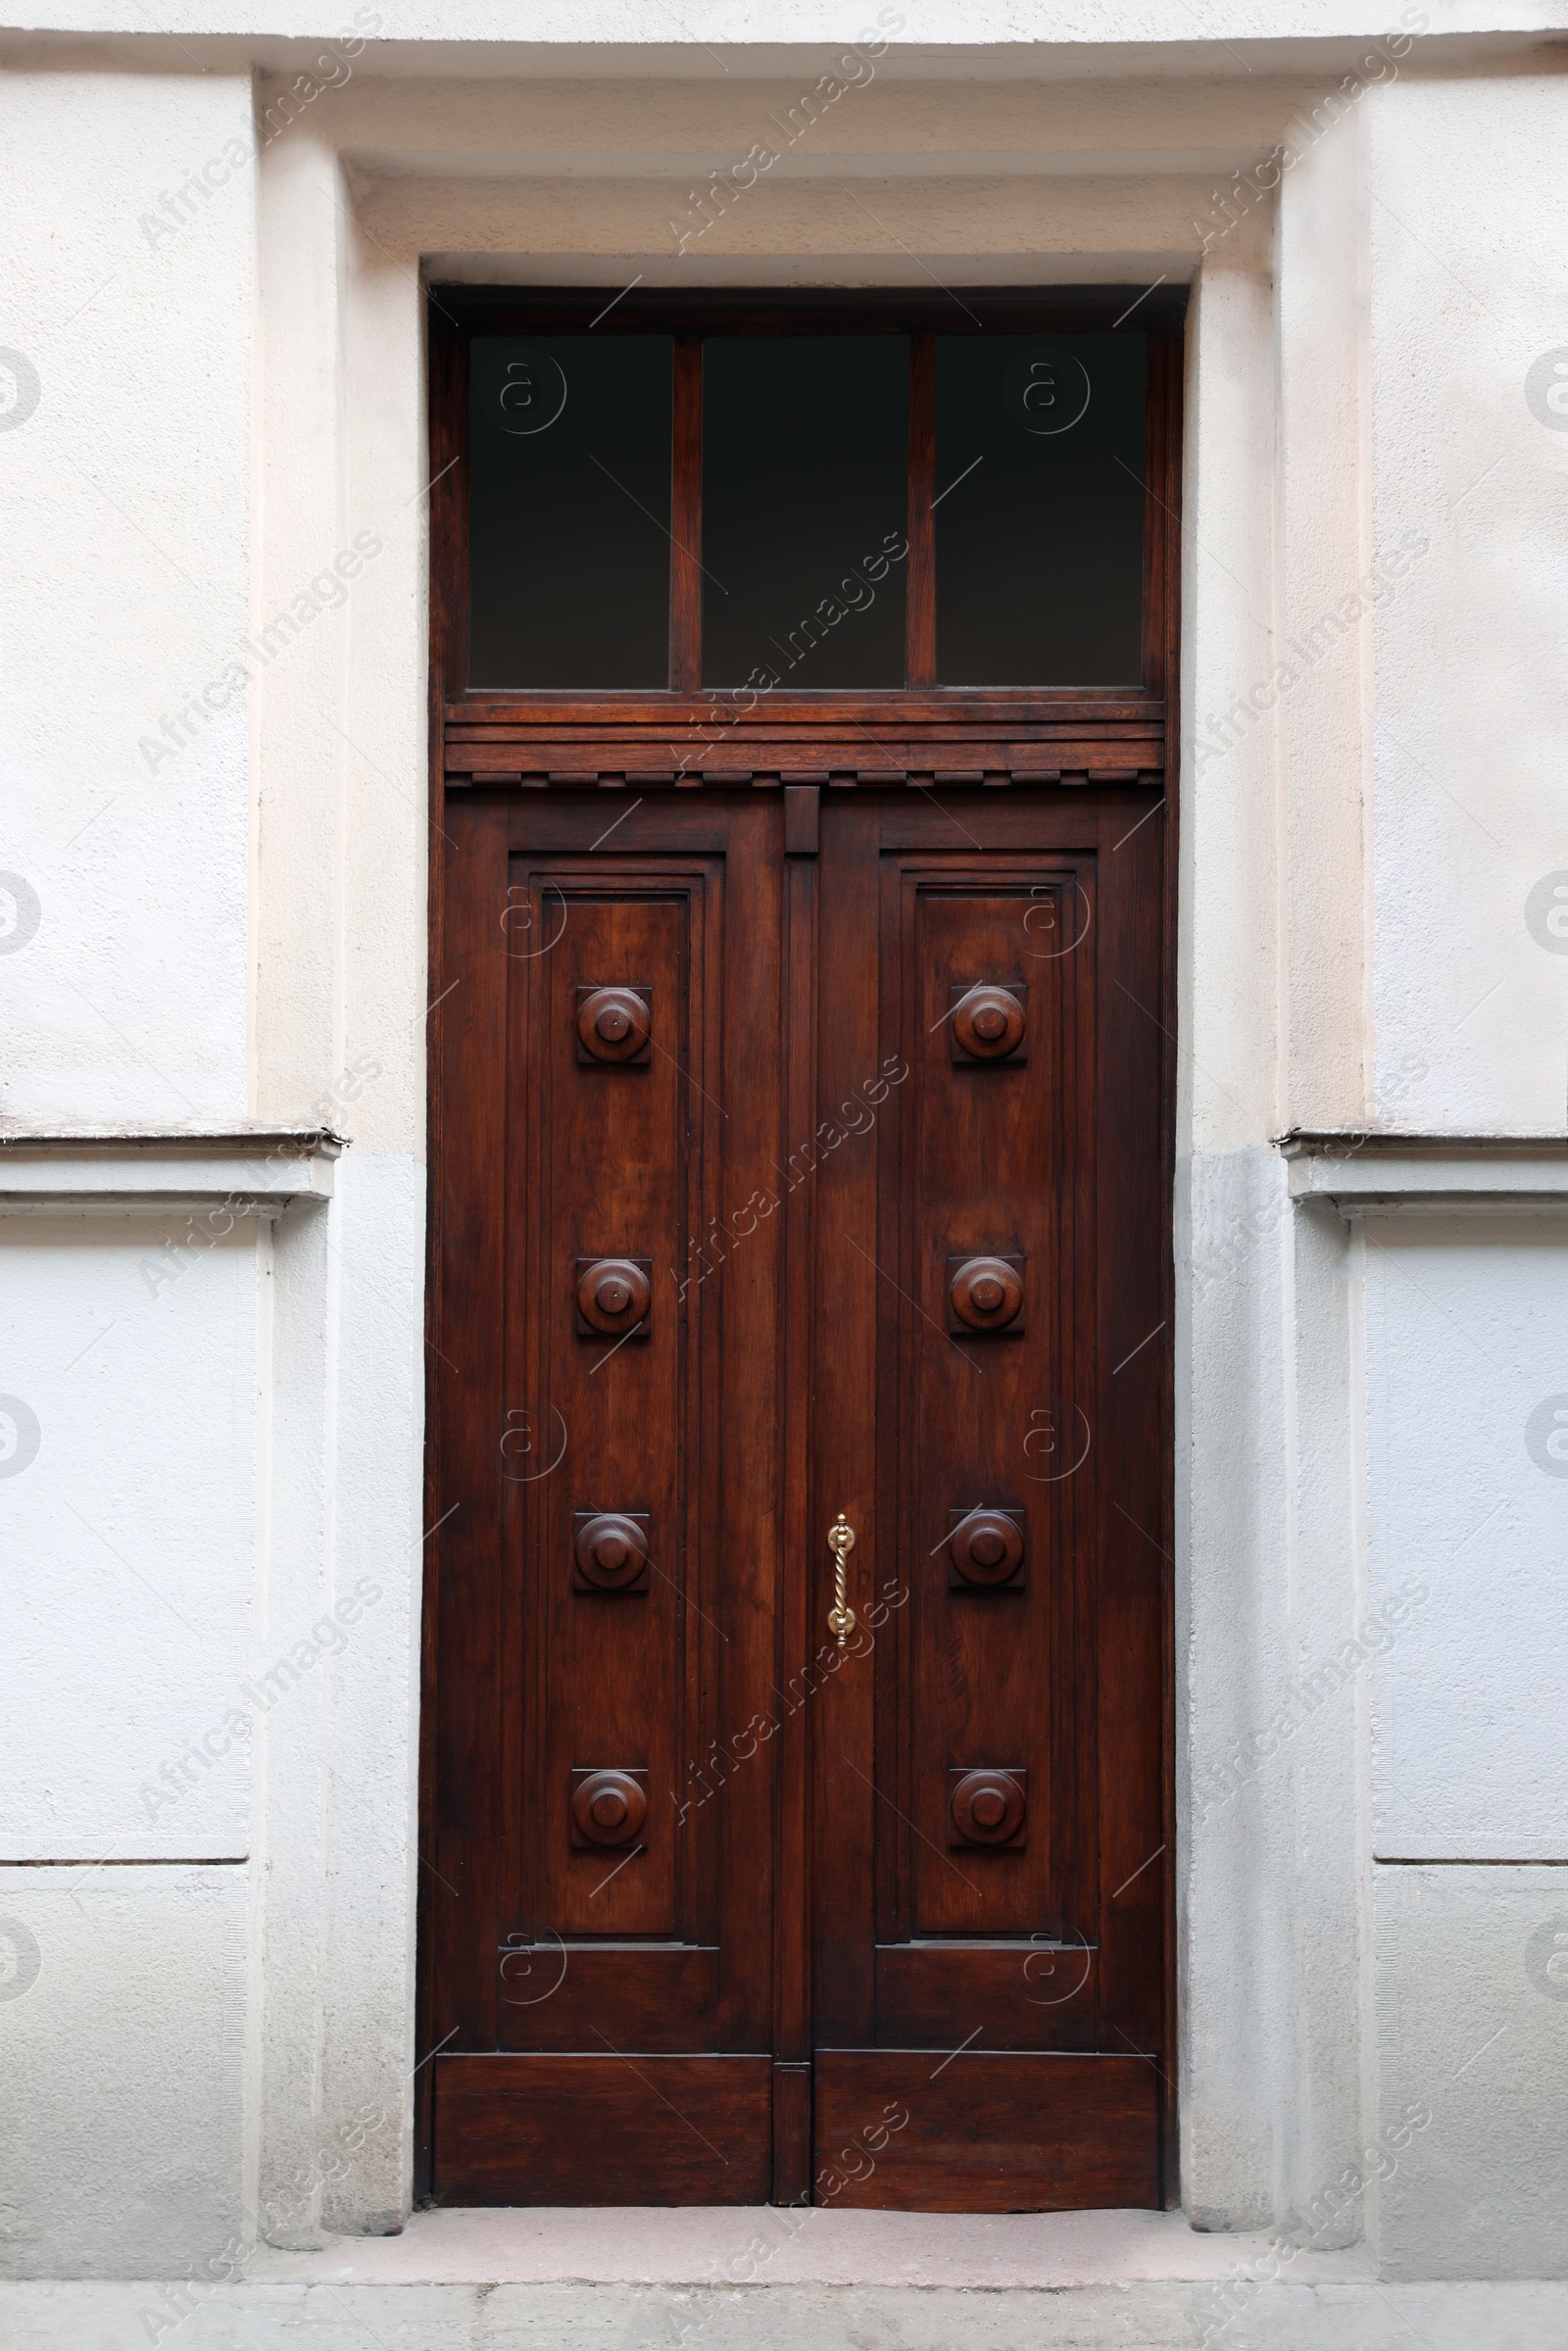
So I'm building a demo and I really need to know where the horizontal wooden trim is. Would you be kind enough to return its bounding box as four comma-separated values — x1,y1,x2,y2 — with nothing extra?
449,736,1163,757
445,712,1166,793
452,695,1165,727
447,763,1164,793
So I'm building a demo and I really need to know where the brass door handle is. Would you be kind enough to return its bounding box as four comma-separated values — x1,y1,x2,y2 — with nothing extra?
826,1512,858,1647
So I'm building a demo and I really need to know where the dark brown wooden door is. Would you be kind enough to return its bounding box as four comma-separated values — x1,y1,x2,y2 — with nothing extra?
429,791,788,2201
803,791,1167,2211
424,782,1169,2208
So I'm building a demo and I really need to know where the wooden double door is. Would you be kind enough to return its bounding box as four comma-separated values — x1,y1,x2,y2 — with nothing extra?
425,780,1170,2209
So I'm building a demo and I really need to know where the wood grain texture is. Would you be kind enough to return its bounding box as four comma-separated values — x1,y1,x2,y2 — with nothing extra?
773,834,818,2089
783,783,820,857
445,724,1166,781
813,2051,1158,2211
772,2061,812,2206
435,2055,772,2204
497,1946,719,2054
873,1940,1098,2049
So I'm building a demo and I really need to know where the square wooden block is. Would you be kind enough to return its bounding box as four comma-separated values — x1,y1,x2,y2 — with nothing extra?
573,1256,653,1340
947,1253,1026,1337
947,1504,1026,1591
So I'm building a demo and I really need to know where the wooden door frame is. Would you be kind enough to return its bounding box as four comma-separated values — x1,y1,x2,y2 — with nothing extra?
416,282,1184,2205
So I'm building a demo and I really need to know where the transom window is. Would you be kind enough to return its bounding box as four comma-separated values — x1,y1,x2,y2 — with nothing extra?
454,301,1164,699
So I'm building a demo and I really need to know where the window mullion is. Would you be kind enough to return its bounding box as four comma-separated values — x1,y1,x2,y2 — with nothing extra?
670,332,703,694
906,329,936,687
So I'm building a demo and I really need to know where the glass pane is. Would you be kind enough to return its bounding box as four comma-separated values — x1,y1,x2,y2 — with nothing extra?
702,336,907,690
468,335,672,689
935,334,1146,686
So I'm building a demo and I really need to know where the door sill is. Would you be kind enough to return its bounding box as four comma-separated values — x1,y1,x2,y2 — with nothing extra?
247,2206,1373,2289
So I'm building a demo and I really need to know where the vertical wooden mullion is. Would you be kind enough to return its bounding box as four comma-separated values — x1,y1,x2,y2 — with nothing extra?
430,298,469,707
670,332,704,695
906,330,937,687
773,804,818,2203
1138,328,1167,701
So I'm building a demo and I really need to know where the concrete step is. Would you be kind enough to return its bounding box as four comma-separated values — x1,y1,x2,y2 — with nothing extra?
4,2276,1568,2350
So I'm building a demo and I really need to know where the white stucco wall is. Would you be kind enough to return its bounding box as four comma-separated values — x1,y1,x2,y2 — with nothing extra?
0,54,426,2278
1,1214,257,1861
1359,73,1568,2274
1369,72,1568,1133
1,9,1566,2289
1,66,252,1126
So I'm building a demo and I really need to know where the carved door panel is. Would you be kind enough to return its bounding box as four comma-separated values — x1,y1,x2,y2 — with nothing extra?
806,792,1168,2211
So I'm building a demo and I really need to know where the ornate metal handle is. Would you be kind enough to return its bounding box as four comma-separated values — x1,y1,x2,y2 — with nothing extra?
826,1512,858,1647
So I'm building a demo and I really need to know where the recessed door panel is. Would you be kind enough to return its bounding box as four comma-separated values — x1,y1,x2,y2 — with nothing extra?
898,875,1085,1942
531,885,692,1939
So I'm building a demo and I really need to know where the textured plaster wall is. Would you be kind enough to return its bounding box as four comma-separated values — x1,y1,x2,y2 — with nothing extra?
1366,1215,1568,1865
1369,73,1568,1132
0,66,262,2284
0,1866,247,2275
0,1216,257,1861
1375,1865,1568,2279
1356,1212,1568,2277
0,59,425,2279
1358,74,1568,2276
0,69,253,1126
1175,56,1568,2280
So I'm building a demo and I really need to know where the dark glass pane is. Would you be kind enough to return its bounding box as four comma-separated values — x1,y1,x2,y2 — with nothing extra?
702,336,907,689
935,334,1146,686
468,335,672,689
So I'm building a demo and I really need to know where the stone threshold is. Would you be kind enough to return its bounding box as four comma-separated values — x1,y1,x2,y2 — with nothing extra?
245,2203,1372,2289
